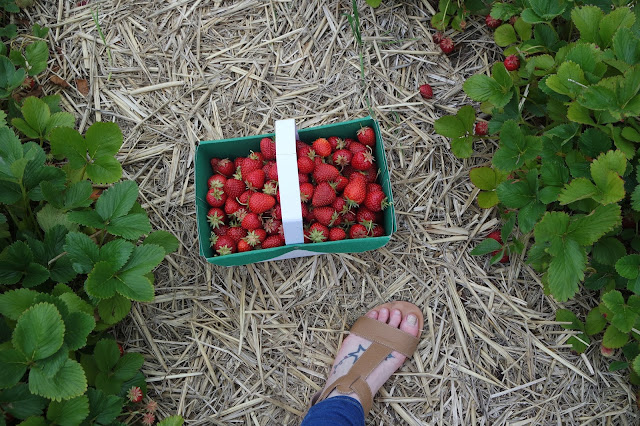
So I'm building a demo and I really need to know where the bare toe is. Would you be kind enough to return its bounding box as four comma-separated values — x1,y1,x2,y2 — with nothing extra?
400,312,420,336
366,310,378,320
377,307,389,323
388,309,402,328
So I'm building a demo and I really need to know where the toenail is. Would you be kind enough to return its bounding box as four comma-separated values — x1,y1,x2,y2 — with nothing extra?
407,314,417,326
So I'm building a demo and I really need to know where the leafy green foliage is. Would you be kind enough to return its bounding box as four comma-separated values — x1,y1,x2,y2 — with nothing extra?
436,2,640,387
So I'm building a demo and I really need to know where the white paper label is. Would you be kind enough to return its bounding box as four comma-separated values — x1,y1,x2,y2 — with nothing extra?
275,119,304,245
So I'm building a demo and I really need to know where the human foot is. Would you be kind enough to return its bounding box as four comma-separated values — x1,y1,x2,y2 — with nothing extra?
312,301,423,413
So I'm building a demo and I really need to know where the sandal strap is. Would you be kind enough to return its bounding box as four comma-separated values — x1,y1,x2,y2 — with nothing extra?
350,316,419,358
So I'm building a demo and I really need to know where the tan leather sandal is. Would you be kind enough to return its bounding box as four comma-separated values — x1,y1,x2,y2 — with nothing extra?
310,301,424,415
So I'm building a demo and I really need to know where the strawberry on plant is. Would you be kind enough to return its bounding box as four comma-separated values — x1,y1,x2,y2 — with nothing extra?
248,192,276,214
313,138,332,157
504,55,520,71
260,137,276,160
364,191,388,212
262,234,285,248
356,126,376,147
312,182,336,207
329,227,346,241
128,386,143,403
206,188,227,207
433,32,444,44
474,122,489,136
439,37,454,54
142,413,155,426
146,400,158,413
349,223,369,239
118,343,124,356
207,207,226,228
351,150,375,171
488,230,502,244
485,14,502,29
600,344,614,357
419,84,433,100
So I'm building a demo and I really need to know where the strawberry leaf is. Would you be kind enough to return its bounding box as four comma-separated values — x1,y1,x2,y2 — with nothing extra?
0,349,28,389
113,353,144,381
456,105,476,131
450,135,474,158
567,334,590,353
602,324,629,349
470,238,502,256
46,395,89,426
547,237,586,302
143,230,179,255
493,121,541,171
494,24,517,47
97,294,131,325
94,339,121,372
12,303,64,361
470,167,503,191
571,6,603,44
616,254,640,279
86,388,124,425
585,307,607,335
546,62,588,98
0,383,47,419
157,416,185,426
0,288,39,320
64,232,99,274
0,56,25,98
95,180,138,221
99,239,134,271
613,28,640,65
567,204,621,246
29,358,87,402
590,150,627,204
63,312,95,351
631,184,640,211
528,0,566,21
106,213,151,240
556,309,585,331
477,191,499,208
592,237,627,266
463,74,513,107
599,7,635,49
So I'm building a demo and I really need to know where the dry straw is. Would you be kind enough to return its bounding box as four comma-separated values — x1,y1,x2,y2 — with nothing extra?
30,0,637,424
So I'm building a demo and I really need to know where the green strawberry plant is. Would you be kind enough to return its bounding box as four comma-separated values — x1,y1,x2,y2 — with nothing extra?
0,11,182,426
436,1,640,388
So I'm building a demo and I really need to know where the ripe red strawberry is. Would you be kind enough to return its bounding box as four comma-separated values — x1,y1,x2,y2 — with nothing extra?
300,182,314,202
343,210,357,226
488,230,502,244
238,190,251,204
313,138,332,157
332,149,353,166
213,225,229,237
248,192,276,214
475,122,489,136
224,178,246,199
329,227,346,241
297,144,314,159
227,226,247,243
208,174,226,189
244,229,267,247
327,136,345,151
301,203,312,221
314,156,324,166
128,386,143,403
234,157,243,170
214,158,234,177
333,197,349,214
333,175,349,192
299,173,310,183
270,205,282,220
207,207,226,228
214,235,237,255
367,183,383,193
262,234,285,248
439,37,454,54
240,157,262,177
364,191,388,212
349,224,368,239
313,163,340,183
210,158,220,170
264,218,283,235
314,207,340,227
237,239,252,252
244,169,265,190
248,151,264,164
344,138,357,148
348,141,367,154
485,14,502,29
356,127,376,147
356,207,377,229
241,212,262,230
306,223,329,243
433,32,444,44
359,167,378,183
370,224,385,237
351,150,375,171
263,180,278,195
297,156,315,174
343,174,367,206
260,137,276,160
504,55,520,71
419,84,433,99
232,207,248,222
312,182,336,207
264,161,279,181
206,188,227,207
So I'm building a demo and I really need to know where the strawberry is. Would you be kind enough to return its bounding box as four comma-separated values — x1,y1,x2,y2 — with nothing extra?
333,175,349,192
214,158,234,177
262,235,285,248
348,141,367,154
300,182,314,202
232,207,248,222
439,37,454,54
344,138,358,148
301,202,312,221
297,144,314,159
240,157,262,177
224,178,246,199
488,230,502,244
248,151,264,164
364,191,388,212
504,55,520,71
299,173,310,183
207,207,226,228
367,183,383,193
370,224,385,237
312,182,336,207
327,136,345,151
241,212,262,230
306,223,329,243
297,156,315,174
419,84,433,99
227,226,247,242
260,137,276,160
224,198,242,216
237,239,252,252
359,167,378,183
214,235,237,255
343,174,367,206
248,192,276,214
263,180,278,195
313,138,332,157
271,205,282,220
475,122,489,136
128,386,143,403
600,344,615,358
234,157,244,170
485,14,502,29
356,126,376,147
356,207,377,229
244,229,267,246
329,227,346,241
314,207,340,227
244,169,265,191
238,190,251,204
208,174,226,189
264,218,282,235
351,150,375,171
349,224,368,239
206,188,227,207
314,156,324,166
213,225,229,237
264,161,279,180
332,149,352,166
333,197,349,214
343,210,357,226
313,163,340,183
118,343,124,356
433,32,444,44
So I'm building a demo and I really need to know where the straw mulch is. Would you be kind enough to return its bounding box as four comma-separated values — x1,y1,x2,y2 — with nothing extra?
30,0,637,424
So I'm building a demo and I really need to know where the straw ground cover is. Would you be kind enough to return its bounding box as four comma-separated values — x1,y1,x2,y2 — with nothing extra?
29,0,637,424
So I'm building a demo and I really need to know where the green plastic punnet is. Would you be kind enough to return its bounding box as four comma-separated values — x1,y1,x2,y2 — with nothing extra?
195,116,397,267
